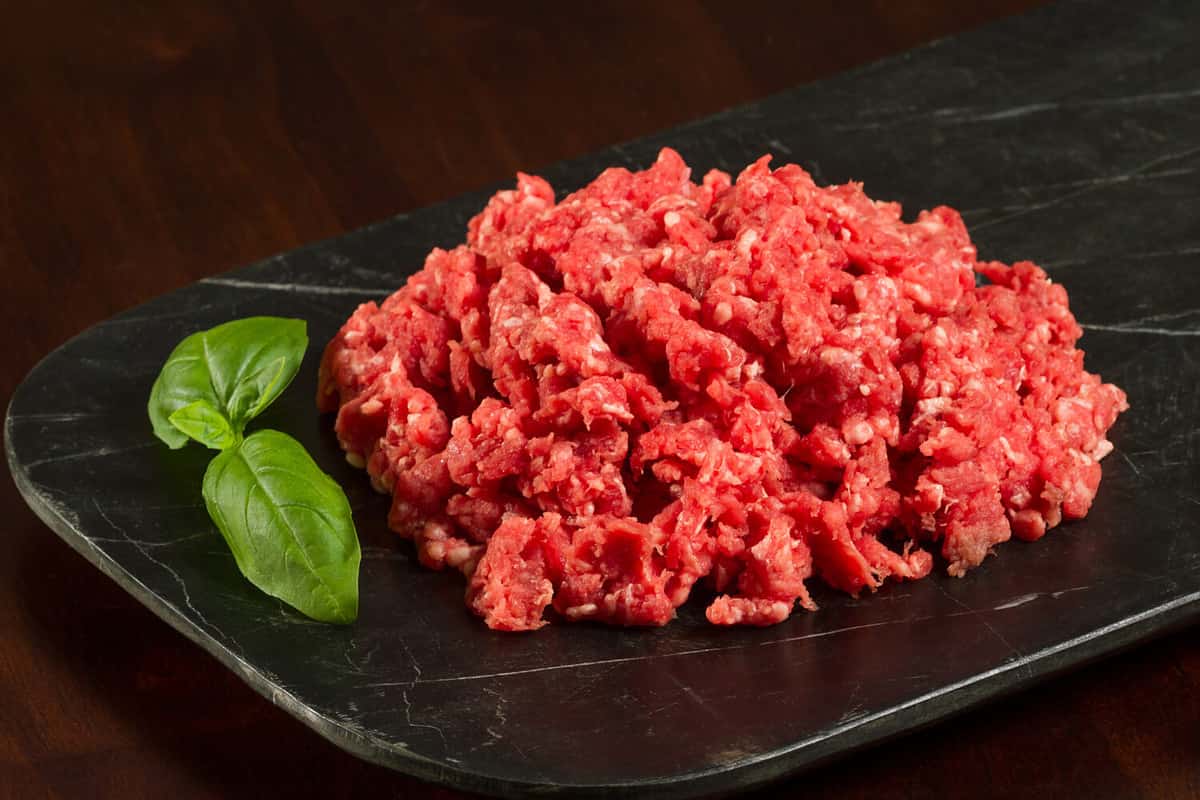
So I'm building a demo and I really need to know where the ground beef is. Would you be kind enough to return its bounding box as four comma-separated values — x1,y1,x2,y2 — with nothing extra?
318,148,1128,631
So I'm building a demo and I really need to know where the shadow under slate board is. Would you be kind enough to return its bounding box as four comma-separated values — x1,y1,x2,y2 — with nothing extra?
7,0,1200,796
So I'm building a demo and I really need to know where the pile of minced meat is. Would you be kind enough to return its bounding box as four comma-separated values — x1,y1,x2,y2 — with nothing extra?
319,149,1128,631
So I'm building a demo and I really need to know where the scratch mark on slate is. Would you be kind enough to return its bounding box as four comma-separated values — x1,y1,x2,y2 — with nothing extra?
667,672,724,724
24,442,157,470
1118,450,1145,479
934,581,1023,665
365,593,1079,687
7,411,105,423
91,498,215,633
375,619,903,686
395,637,447,751
200,277,394,296
834,87,1200,132
1079,323,1200,337
1043,245,1200,271
89,530,209,549
993,593,1040,611
972,145,1200,232
767,137,794,155
481,688,509,746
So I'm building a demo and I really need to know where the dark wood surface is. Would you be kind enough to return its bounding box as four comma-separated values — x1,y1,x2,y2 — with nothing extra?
3,2,1197,798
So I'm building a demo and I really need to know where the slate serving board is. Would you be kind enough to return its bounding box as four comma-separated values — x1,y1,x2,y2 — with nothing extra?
7,0,1200,796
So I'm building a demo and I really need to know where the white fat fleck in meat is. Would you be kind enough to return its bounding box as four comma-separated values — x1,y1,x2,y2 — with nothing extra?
370,470,394,494
818,346,856,366
843,420,874,446
600,402,632,418
736,229,759,257
631,285,650,313
915,217,945,234
907,283,934,307
1092,439,1115,460
444,544,478,571
345,451,366,469
997,436,1022,464
927,482,946,509
563,603,598,620
853,282,870,306
663,211,681,228
713,301,733,325
915,397,952,417
424,539,445,561
360,398,384,416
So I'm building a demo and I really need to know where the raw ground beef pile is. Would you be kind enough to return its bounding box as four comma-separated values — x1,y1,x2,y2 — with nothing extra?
318,148,1128,631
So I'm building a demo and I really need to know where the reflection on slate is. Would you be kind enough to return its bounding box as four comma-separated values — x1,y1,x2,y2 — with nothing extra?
6,0,1200,796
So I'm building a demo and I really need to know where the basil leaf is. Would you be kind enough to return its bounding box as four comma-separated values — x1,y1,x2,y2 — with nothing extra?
168,400,237,451
202,429,360,624
148,328,220,449
148,316,307,447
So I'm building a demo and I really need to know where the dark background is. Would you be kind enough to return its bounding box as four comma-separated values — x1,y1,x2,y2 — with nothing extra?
2,2,1197,798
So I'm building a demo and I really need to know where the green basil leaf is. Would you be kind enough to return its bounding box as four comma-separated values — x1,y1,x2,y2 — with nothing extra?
148,316,307,448
202,429,360,624
148,328,219,449
167,400,238,451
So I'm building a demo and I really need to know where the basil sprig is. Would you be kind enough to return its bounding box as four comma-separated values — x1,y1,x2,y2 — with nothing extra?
149,317,308,449
148,317,360,624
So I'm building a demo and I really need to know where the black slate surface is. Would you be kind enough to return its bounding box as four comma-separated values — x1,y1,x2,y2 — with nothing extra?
7,1,1200,796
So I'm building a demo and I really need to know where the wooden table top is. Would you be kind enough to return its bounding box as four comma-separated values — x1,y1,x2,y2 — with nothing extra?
2,2,1197,798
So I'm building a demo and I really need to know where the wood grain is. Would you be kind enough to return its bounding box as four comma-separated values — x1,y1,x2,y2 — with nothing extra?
2,2,1196,798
